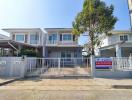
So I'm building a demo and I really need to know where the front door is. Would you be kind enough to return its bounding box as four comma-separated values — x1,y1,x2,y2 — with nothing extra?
61,51,72,62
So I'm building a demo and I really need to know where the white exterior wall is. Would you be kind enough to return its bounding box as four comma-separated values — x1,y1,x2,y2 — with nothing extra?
108,35,118,45
101,36,109,47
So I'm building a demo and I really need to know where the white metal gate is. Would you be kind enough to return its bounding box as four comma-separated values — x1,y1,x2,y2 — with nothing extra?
25,58,91,77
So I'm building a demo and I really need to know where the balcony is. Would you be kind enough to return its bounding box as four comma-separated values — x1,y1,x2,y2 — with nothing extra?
46,40,77,46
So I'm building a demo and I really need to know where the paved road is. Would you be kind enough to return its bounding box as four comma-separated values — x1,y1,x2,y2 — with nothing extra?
0,90,132,100
0,78,132,100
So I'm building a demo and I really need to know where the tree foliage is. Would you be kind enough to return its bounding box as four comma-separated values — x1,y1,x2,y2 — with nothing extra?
72,0,117,55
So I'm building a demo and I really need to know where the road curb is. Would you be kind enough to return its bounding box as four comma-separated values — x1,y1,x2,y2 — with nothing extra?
0,78,23,86
112,85,132,89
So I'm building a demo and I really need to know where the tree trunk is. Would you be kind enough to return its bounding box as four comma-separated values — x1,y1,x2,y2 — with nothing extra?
91,38,94,55
90,31,95,56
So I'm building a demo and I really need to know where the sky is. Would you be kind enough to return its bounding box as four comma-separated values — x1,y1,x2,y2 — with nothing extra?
0,0,130,45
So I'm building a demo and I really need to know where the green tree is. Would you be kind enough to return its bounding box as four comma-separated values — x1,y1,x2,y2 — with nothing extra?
72,0,117,55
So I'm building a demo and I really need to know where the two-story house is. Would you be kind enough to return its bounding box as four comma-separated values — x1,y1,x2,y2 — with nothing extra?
44,28,83,59
97,30,132,57
1,28,82,59
2,28,45,56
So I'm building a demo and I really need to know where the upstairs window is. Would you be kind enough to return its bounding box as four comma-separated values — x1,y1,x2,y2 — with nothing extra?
15,35,25,42
120,35,128,41
48,34,57,44
30,34,39,44
48,34,57,41
63,34,72,41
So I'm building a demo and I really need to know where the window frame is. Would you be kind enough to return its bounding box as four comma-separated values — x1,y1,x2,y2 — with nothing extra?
62,33,73,41
30,34,39,45
15,34,25,43
119,34,129,41
48,33,57,44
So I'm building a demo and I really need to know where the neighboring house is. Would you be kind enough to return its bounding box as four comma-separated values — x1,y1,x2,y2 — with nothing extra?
44,28,83,59
1,28,82,58
3,28,44,46
97,30,132,57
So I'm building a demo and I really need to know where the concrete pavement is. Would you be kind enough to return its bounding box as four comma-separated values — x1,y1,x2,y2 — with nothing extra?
0,90,132,100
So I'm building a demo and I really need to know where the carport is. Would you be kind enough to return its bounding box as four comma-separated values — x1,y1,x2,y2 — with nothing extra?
0,40,42,56
99,42,132,57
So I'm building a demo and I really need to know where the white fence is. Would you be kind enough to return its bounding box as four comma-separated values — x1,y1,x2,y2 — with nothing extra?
112,57,132,71
0,56,132,78
93,56,132,78
25,58,91,77
0,57,37,77
0,57,26,77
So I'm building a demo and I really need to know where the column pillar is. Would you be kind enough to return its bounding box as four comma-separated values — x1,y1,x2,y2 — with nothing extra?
57,32,59,44
42,47,45,57
116,44,122,57
35,47,39,57
1,48,4,56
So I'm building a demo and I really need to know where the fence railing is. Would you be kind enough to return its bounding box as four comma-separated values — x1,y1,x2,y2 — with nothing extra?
0,56,132,78
26,57,91,77
112,57,132,71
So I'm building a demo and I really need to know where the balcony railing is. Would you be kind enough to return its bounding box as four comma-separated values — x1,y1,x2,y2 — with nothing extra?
46,40,77,45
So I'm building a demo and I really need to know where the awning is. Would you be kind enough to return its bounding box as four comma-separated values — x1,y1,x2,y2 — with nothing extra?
0,40,42,49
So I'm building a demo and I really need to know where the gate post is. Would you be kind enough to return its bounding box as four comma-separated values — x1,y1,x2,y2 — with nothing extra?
20,56,27,78
58,58,61,69
90,55,95,78
58,58,61,74
129,54,132,68
111,57,115,71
